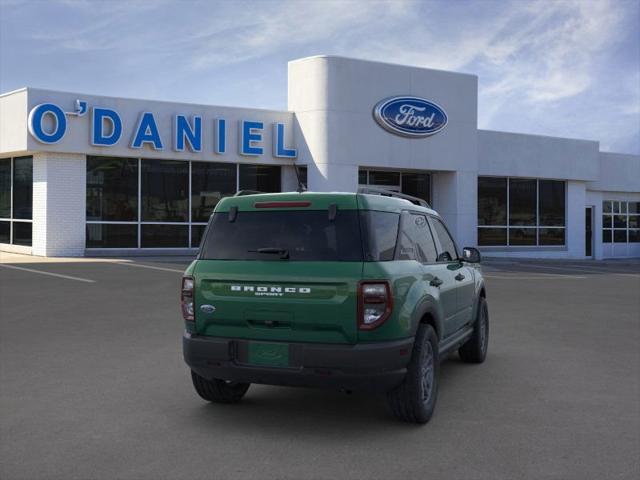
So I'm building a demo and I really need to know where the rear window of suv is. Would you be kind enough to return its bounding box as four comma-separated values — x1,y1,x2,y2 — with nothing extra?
200,210,363,261
200,209,402,262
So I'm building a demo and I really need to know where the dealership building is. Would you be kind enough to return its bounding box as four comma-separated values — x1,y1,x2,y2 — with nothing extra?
0,55,638,259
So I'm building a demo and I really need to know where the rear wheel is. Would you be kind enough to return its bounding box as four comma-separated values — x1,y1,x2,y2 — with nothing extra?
459,296,489,363
190,371,250,404
387,324,439,424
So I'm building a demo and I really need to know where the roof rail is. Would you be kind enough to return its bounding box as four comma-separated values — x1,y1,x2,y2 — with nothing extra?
357,186,431,209
234,190,262,196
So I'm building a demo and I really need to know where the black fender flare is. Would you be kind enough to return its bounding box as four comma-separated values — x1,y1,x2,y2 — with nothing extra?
410,297,445,340
470,279,487,324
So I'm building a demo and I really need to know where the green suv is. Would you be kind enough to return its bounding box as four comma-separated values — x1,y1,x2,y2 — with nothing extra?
182,190,488,423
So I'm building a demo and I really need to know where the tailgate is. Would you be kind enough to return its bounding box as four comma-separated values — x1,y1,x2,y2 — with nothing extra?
194,260,362,344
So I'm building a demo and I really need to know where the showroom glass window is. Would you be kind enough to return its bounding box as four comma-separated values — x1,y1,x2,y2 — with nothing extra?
140,159,189,248
86,157,138,248
86,156,284,250
602,201,639,245
477,177,565,246
141,160,189,222
239,165,281,192
537,180,566,245
87,157,138,221
191,162,237,248
359,169,431,205
477,177,507,246
298,166,307,190
0,156,33,246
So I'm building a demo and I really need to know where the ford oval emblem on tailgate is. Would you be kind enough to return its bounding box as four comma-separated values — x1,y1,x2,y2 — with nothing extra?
373,96,447,138
200,304,216,314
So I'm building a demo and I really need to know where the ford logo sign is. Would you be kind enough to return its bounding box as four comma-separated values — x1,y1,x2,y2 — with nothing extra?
373,96,447,138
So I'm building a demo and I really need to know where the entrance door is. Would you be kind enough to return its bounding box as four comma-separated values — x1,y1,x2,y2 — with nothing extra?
585,207,593,257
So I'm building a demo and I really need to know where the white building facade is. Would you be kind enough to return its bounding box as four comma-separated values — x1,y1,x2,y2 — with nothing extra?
1,56,638,259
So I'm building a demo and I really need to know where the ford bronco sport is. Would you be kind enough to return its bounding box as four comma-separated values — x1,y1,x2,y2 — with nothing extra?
182,189,488,423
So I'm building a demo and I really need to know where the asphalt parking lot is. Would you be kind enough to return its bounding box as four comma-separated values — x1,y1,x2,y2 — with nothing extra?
1,255,639,480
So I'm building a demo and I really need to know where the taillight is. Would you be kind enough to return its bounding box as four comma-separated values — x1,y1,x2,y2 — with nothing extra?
358,281,393,330
181,276,195,321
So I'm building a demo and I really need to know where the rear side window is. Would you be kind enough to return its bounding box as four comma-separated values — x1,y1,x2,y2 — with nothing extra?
360,211,400,261
398,213,438,262
429,217,458,261
201,210,363,261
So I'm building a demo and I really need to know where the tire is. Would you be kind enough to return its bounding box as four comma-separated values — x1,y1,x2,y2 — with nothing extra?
190,370,250,404
387,324,439,424
458,296,489,363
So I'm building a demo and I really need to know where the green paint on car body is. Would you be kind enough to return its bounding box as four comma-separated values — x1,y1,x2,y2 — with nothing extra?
182,191,488,422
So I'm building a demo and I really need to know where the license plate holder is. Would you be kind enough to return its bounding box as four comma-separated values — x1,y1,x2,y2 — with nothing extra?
247,342,289,368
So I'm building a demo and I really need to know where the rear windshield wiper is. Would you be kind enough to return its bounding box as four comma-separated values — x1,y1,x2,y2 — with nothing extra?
248,247,290,260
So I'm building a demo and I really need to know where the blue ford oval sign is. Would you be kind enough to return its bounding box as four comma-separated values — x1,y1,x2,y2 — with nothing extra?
373,96,447,138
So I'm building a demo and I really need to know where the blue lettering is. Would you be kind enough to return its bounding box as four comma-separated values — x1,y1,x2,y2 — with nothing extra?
240,120,263,156
273,123,297,158
215,119,226,154
131,112,163,150
92,107,122,146
174,115,202,152
28,103,67,144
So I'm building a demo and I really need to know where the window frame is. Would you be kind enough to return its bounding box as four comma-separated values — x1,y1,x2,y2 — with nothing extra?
86,156,139,222
0,156,33,247
427,214,460,262
140,158,190,223
395,211,439,264
86,157,282,250
190,161,237,204
477,176,507,227
477,176,567,247
602,200,640,245
359,168,432,205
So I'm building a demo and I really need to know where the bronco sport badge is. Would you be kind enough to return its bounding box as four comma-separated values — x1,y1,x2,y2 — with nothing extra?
230,285,311,297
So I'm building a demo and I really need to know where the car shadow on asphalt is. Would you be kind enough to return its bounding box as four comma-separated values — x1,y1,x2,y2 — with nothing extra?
180,355,473,436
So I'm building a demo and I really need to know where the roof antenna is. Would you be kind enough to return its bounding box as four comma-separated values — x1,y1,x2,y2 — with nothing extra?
293,164,306,193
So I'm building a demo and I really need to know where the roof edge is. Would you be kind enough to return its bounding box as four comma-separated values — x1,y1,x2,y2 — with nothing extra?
288,55,478,79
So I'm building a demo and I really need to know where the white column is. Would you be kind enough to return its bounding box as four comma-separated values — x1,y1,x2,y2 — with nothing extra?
308,163,358,193
432,170,477,249
566,180,586,259
32,152,86,257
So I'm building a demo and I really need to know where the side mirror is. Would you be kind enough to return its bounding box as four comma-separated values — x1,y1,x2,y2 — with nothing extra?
462,247,481,263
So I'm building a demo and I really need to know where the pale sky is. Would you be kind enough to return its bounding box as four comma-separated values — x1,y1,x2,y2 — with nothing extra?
1,0,638,154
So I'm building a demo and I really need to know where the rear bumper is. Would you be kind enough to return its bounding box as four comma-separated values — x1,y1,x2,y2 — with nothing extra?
183,333,413,392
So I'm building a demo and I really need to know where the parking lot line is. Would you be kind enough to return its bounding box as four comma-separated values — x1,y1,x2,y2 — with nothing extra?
513,262,635,275
484,274,585,280
0,263,96,283
114,262,185,273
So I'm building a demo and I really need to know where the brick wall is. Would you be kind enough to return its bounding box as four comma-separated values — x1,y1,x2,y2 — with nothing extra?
32,152,86,257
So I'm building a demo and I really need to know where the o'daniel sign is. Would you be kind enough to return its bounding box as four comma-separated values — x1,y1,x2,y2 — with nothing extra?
27,100,297,158
373,96,447,138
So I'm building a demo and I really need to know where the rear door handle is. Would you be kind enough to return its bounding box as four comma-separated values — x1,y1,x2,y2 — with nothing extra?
430,277,443,287
455,273,465,281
